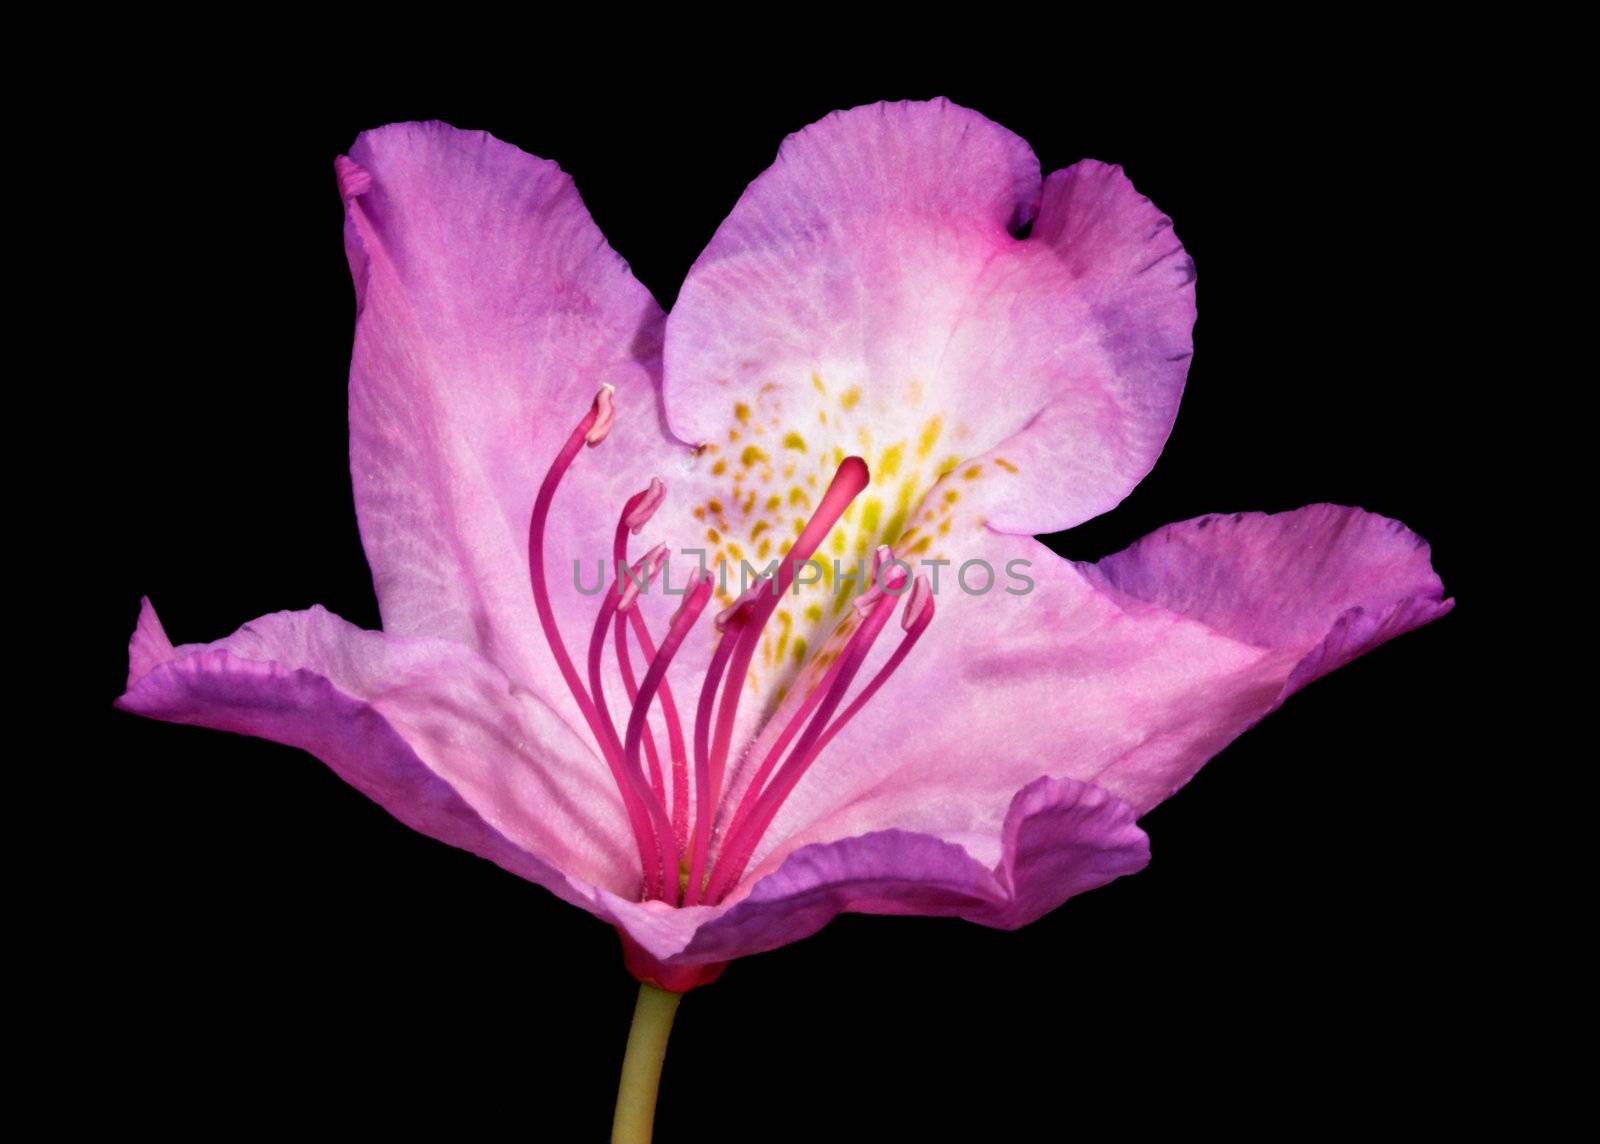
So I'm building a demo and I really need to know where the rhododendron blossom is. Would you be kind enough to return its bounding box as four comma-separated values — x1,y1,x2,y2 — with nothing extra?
116,100,1451,1140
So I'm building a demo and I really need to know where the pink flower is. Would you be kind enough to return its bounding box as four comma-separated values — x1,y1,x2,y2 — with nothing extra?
117,101,1451,998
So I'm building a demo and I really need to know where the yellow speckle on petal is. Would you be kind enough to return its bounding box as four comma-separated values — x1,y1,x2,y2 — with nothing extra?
708,500,724,515
804,604,823,622
878,442,905,479
741,445,769,467
944,489,960,504
792,638,808,665
707,529,721,543
840,385,862,411
937,455,962,477
963,465,983,480
811,372,826,394
766,494,782,513
882,480,917,545
917,416,943,459
782,431,807,451
734,402,750,423
711,460,727,476
994,457,1019,474
750,521,770,540
776,611,792,661
788,487,811,508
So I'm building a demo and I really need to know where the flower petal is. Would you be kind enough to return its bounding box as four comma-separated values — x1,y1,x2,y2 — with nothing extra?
1082,505,1455,696
663,98,1194,540
603,776,1148,967
117,599,638,899
734,504,1450,881
340,121,692,706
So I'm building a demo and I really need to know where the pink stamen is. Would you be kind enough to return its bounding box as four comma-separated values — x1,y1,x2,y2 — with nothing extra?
623,477,666,532
613,617,666,811
618,610,690,853
527,388,664,897
707,564,916,902
715,656,839,858
588,545,669,806
683,606,746,907
584,383,616,445
851,545,898,614
617,543,669,613
612,486,666,786
820,576,935,755
622,570,715,902
610,483,688,850
719,547,897,864
715,582,763,632
532,402,935,913
703,458,869,815
901,574,932,632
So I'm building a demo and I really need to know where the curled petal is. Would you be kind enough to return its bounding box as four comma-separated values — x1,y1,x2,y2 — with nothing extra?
117,600,638,899
607,776,1148,970
664,98,1194,539
1083,504,1454,694
731,503,1450,884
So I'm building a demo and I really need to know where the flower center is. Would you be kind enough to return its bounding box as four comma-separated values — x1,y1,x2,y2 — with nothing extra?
528,387,935,906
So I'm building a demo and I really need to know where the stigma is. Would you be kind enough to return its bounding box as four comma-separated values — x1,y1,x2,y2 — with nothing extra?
528,387,935,906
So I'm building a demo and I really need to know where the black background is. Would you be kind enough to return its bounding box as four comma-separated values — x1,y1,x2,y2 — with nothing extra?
91,73,1481,1139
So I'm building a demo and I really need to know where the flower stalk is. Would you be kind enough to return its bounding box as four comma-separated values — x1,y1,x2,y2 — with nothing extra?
612,983,681,1144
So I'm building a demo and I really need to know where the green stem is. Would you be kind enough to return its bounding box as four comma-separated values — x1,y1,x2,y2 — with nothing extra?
611,983,681,1144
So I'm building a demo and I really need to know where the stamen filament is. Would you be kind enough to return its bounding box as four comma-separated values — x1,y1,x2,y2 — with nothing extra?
589,546,668,807
613,618,666,809
706,566,920,903
719,652,844,853
528,392,663,896
684,608,744,907
703,458,869,823
532,403,931,916
611,482,688,851
619,610,689,854
623,570,716,903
